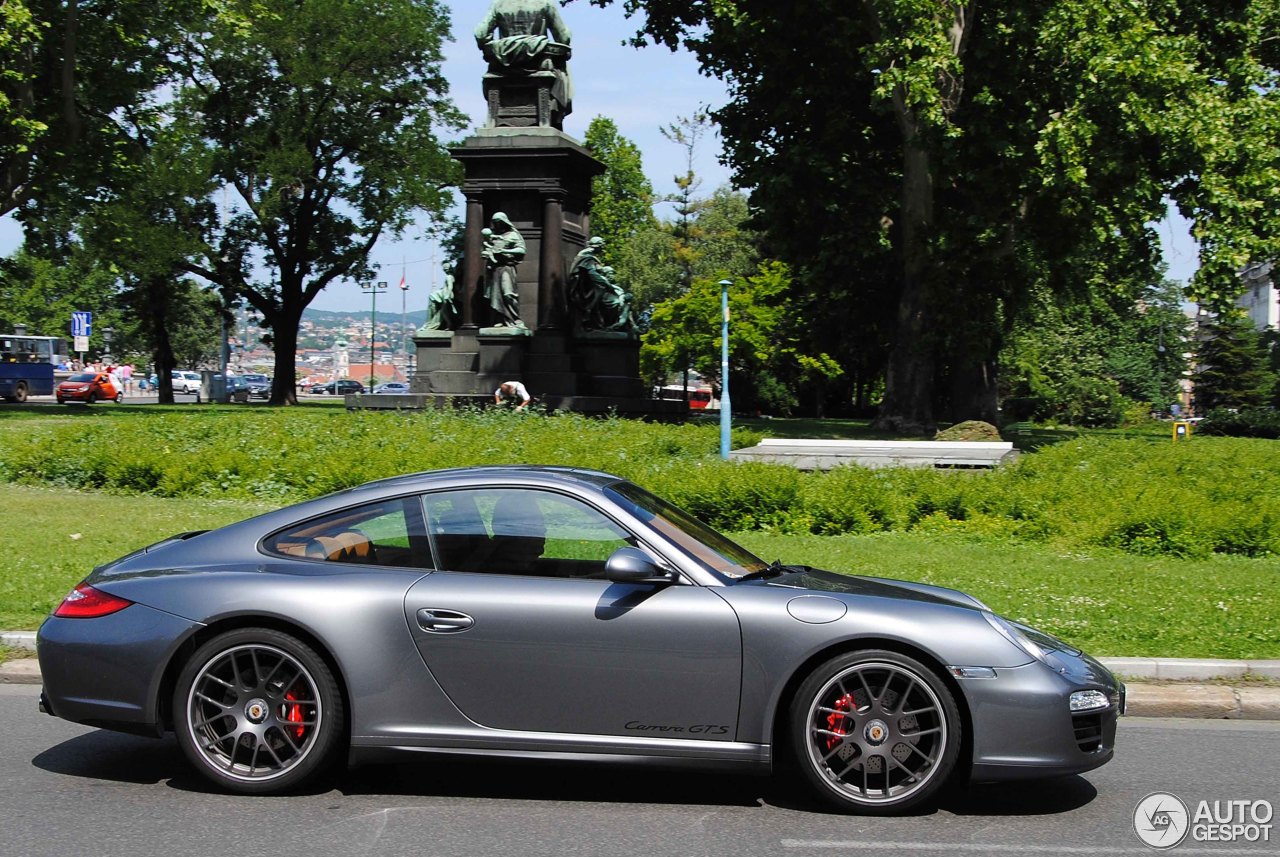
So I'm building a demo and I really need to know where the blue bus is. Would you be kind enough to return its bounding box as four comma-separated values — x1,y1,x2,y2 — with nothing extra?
1,335,67,402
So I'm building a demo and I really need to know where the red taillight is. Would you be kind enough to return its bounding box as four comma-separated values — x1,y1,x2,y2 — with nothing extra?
53,584,133,618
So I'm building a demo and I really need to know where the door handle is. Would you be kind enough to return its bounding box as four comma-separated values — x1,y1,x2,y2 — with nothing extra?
416,608,475,633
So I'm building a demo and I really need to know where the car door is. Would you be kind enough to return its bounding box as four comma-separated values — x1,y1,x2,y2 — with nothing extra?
403,486,743,740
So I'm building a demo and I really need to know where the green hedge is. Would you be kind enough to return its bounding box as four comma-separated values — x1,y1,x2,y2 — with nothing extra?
2,408,1277,559
1200,408,1280,440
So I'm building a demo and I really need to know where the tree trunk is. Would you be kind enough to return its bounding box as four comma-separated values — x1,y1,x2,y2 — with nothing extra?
61,0,81,142
267,302,300,405
144,275,177,404
947,350,1000,424
873,115,936,437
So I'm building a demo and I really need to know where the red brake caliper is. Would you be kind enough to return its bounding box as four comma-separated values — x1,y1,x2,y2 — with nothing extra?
283,690,305,740
826,693,855,750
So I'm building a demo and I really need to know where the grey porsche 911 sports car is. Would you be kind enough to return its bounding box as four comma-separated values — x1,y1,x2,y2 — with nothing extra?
37,466,1122,813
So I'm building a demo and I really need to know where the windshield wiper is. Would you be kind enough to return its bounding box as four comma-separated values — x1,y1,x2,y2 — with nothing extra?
736,560,804,583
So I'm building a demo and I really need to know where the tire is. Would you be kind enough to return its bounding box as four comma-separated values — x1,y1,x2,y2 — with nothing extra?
173,627,345,795
788,649,961,814
14,382,28,403
86,392,97,404
114,392,123,403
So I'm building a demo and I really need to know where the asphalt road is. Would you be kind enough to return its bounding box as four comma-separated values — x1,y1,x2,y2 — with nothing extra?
2,686,1277,857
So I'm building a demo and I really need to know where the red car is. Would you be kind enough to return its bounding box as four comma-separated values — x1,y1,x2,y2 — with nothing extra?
56,372,122,404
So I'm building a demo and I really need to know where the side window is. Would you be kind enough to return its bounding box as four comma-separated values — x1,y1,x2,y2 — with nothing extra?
264,497,431,569
424,488,636,578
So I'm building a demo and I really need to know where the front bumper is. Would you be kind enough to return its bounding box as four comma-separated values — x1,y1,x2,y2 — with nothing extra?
961,653,1122,783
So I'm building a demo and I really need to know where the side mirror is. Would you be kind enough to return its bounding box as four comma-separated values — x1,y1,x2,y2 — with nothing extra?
604,547,674,584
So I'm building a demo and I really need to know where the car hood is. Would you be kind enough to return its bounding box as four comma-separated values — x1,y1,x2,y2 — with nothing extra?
753,566,986,610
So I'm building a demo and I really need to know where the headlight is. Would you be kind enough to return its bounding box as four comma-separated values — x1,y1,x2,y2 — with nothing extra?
1070,689,1111,712
983,612,1080,663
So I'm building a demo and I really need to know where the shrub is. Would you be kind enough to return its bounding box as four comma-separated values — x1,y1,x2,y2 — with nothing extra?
1200,408,1280,439
936,420,1002,442
1,409,1277,559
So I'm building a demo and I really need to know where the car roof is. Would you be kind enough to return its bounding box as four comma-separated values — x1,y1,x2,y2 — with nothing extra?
346,465,622,495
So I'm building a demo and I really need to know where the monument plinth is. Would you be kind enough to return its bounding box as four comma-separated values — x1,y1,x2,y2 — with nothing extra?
374,0,681,418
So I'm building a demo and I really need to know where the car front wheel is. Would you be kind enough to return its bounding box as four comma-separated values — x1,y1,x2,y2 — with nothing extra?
173,628,345,794
788,649,961,814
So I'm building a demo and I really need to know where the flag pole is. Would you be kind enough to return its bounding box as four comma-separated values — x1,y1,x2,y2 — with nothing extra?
399,258,408,376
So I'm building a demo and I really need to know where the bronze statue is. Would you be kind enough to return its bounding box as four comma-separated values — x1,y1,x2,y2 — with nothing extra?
567,237,635,334
567,236,606,327
597,266,636,333
422,264,458,331
475,0,573,118
482,212,526,328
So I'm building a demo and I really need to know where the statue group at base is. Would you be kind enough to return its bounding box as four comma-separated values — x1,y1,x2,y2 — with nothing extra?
482,213,527,329
567,236,636,335
419,264,458,334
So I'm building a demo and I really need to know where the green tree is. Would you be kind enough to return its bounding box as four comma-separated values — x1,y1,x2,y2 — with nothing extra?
1,0,195,220
172,0,465,404
642,261,840,414
1194,311,1275,412
583,116,656,259
0,246,119,348
622,185,759,318
590,0,1280,434
0,0,42,214
1000,278,1191,425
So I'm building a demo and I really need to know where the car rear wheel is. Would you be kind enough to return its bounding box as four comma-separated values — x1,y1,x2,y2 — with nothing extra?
174,628,345,794
13,382,28,403
114,391,123,403
788,649,961,814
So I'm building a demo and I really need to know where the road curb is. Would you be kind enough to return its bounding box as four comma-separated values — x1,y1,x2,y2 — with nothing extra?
2,641,1278,719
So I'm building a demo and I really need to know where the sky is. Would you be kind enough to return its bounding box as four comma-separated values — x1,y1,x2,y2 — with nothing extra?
0,1,1198,312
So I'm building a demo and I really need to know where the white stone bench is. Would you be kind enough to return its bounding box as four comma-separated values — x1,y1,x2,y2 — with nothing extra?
728,438,1018,470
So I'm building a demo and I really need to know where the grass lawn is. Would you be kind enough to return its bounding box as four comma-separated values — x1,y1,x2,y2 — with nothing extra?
2,484,1276,660
734,531,1280,660
0,485,272,630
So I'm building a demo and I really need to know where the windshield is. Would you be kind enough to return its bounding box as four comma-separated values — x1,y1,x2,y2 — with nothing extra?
605,481,767,579
68,373,96,382
243,374,267,383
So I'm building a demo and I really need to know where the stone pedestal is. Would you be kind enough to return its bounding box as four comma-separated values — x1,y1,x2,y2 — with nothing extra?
388,127,682,419
483,72,565,130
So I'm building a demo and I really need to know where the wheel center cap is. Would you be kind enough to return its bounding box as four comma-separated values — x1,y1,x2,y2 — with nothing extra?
864,719,889,746
244,698,269,724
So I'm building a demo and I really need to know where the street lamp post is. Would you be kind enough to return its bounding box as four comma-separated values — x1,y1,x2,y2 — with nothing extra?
361,280,388,391
718,279,733,460
102,326,114,363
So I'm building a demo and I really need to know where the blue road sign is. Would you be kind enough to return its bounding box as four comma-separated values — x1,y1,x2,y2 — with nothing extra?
71,311,92,338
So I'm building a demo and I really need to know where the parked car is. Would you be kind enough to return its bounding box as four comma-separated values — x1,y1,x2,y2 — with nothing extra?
171,370,202,394
372,382,410,395
224,375,251,403
241,373,271,399
55,372,121,404
37,466,1121,811
310,379,365,395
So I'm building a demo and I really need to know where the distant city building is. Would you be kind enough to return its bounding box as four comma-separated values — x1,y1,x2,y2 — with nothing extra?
1238,262,1279,331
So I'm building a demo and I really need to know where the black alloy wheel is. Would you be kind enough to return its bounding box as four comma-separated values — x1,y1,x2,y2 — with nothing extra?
173,627,345,795
789,649,961,814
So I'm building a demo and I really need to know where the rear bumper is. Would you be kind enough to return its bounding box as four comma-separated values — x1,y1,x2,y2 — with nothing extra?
37,605,201,736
